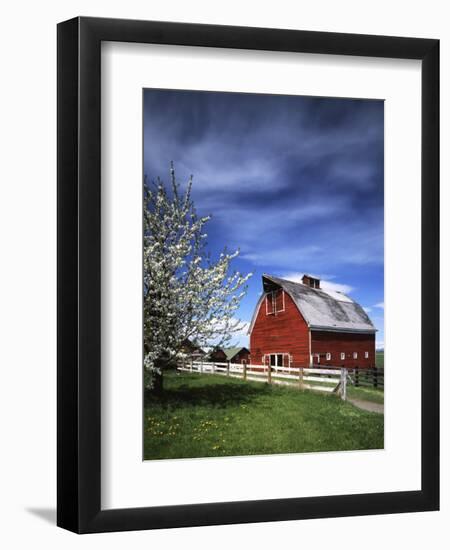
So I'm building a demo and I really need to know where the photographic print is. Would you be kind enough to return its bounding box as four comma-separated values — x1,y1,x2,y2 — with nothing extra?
143,89,384,461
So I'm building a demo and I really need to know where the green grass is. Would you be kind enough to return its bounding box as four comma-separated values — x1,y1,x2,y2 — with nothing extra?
347,386,384,404
344,351,384,404
376,351,384,369
143,371,384,460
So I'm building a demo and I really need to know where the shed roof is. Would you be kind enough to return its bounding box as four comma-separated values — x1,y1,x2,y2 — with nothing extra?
223,347,250,360
250,274,376,334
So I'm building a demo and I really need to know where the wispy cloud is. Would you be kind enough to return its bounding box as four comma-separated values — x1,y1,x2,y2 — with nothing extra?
228,319,250,348
144,89,384,343
236,218,383,271
281,272,354,294
374,302,384,309
313,279,355,295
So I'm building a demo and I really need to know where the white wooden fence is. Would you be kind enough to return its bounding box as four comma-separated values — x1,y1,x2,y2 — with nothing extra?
177,361,348,400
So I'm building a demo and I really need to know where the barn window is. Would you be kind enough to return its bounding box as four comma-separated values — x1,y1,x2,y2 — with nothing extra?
269,354,284,367
265,289,285,315
326,352,331,361
353,352,358,359
340,352,345,360
364,351,369,359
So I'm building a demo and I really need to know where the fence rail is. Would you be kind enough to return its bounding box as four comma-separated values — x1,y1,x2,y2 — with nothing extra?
177,361,348,400
348,367,384,389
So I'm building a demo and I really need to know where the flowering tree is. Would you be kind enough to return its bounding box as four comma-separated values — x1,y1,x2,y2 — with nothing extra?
144,164,252,392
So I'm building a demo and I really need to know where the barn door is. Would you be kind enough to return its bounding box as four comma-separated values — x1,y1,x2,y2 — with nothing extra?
270,354,283,368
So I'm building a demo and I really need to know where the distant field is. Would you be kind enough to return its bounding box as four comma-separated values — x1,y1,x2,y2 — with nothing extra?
376,351,384,369
144,371,384,460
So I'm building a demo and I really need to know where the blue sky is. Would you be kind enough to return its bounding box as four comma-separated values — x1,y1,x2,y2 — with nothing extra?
143,89,385,348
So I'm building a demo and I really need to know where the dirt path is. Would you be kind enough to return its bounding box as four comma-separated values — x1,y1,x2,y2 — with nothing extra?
348,398,384,414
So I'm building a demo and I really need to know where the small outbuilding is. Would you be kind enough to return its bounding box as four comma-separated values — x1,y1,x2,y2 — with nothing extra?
179,339,205,360
209,346,251,364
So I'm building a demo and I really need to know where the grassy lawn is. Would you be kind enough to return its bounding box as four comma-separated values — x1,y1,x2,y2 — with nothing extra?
347,386,384,404
143,371,384,460
376,351,384,368
345,351,384,404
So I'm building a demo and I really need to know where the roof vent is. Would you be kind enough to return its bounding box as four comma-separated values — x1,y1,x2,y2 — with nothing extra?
302,274,320,289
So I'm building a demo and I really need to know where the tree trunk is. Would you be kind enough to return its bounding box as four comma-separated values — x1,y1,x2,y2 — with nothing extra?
151,358,165,395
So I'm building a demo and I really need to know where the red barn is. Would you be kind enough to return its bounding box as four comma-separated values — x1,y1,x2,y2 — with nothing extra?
249,274,376,369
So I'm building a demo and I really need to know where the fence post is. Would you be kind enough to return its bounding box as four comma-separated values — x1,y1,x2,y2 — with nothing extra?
268,364,272,385
243,362,247,381
200,357,203,374
355,367,359,387
190,357,193,373
226,361,230,377
373,367,378,388
298,367,304,390
340,368,347,401
212,362,215,375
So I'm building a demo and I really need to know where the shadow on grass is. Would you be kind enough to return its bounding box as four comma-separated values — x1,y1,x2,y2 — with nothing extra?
144,379,269,409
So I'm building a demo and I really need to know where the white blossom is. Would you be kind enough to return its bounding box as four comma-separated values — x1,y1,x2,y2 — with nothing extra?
143,164,252,388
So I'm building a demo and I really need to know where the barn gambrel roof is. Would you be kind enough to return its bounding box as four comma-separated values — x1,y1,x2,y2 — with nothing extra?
249,274,376,334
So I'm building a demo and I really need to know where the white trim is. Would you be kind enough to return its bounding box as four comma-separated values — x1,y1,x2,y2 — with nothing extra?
247,293,266,334
340,352,346,361
353,351,358,359
326,352,331,361
365,351,369,359
265,289,285,316
265,291,274,315
268,352,288,367
278,289,286,314
308,330,312,366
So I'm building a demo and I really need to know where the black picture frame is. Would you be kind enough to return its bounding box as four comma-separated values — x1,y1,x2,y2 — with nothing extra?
57,16,439,533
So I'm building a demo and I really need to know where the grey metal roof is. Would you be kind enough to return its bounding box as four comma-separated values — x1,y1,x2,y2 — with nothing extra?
255,274,376,334
223,347,250,360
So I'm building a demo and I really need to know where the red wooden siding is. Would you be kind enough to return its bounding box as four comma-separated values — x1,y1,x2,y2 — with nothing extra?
250,291,310,367
209,349,227,362
233,349,250,364
310,330,376,369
